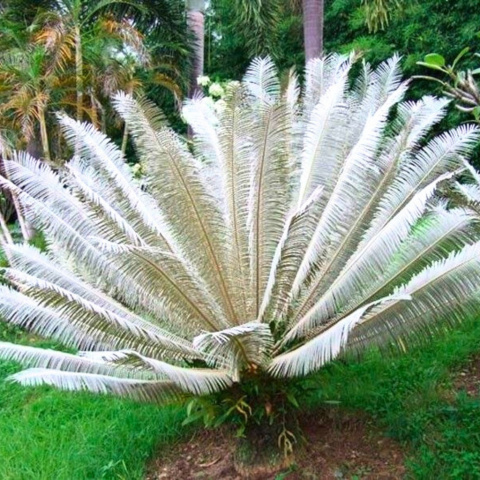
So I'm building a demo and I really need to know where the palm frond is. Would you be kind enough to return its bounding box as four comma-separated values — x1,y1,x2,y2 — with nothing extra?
80,350,232,395
113,93,240,326
0,342,150,378
193,322,274,380
2,53,480,397
9,369,183,403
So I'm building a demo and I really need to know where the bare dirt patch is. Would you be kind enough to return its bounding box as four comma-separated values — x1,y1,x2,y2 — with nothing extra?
453,355,480,396
146,409,406,479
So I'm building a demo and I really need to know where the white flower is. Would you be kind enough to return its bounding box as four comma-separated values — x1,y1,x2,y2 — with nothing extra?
208,82,225,98
197,75,211,87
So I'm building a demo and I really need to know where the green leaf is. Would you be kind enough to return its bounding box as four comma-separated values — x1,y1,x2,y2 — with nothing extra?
472,106,480,121
424,53,446,68
181,411,204,426
452,47,470,70
286,392,299,408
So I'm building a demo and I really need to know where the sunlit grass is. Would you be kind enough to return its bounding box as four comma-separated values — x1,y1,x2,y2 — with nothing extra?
0,323,186,480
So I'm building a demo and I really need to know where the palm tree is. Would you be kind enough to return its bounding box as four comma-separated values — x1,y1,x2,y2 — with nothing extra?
0,46,55,163
227,0,402,63
33,0,144,122
0,54,479,472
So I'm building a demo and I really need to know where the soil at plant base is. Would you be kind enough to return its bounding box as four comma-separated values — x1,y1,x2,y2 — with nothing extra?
146,409,406,479
453,354,480,396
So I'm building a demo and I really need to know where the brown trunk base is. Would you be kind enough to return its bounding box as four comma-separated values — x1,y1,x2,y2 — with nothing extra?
233,422,298,479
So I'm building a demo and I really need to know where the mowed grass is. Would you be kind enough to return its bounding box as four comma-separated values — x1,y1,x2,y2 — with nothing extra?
0,323,186,480
3,315,480,479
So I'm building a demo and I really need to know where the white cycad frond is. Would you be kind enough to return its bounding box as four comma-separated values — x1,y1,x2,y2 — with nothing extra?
304,53,354,116
404,125,479,187
182,97,225,207
247,94,293,317
343,55,404,151
283,70,303,177
183,96,222,166
9,369,183,403
113,94,240,326
465,162,480,185
296,77,350,207
285,69,301,117
457,182,480,209
216,82,252,317
0,287,104,351
259,186,324,323
285,171,459,342
395,96,450,149
0,342,151,379
269,295,410,378
0,161,121,290
374,207,479,293
243,56,280,105
193,322,274,380
67,163,147,247
4,269,200,361
348,241,480,352
4,243,191,347
94,240,227,333
368,54,404,108
284,97,449,325
2,152,91,233
367,125,480,237
58,114,173,251
80,350,232,396
291,80,408,305
285,206,478,349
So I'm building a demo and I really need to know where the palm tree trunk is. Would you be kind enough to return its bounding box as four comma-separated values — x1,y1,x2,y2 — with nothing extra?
303,0,324,62
75,25,84,122
186,0,205,98
38,108,51,163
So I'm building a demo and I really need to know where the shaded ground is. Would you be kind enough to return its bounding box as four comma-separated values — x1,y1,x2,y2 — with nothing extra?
146,410,406,479
453,354,480,396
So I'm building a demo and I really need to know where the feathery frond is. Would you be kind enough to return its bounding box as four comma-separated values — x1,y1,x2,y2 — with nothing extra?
2,54,480,403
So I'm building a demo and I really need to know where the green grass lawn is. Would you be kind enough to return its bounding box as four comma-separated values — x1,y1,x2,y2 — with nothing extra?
3,316,480,479
0,323,186,480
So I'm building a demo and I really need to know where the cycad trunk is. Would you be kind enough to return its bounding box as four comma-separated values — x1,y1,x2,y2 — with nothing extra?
303,0,324,62
186,0,205,98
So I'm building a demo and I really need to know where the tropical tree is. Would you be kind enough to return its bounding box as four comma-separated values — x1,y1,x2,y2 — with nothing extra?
31,0,145,122
214,0,401,67
0,46,57,163
0,55,480,473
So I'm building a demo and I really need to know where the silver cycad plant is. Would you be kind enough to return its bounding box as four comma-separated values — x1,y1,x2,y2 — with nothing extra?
0,54,480,402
